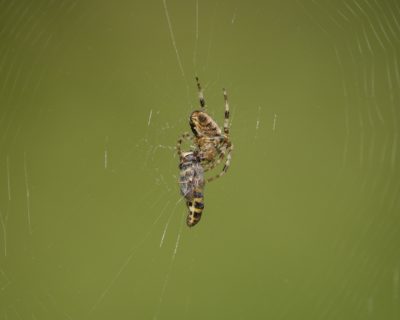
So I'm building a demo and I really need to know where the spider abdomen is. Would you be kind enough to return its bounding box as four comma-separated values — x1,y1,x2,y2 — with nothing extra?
190,111,222,138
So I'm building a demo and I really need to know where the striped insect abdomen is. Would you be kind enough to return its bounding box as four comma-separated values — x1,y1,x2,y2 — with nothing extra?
186,190,204,227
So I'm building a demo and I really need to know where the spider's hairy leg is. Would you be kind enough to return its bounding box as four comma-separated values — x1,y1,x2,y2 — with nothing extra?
206,144,233,183
176,132,193,159
201,146,225,172
223,88,230,135
195,76,207,109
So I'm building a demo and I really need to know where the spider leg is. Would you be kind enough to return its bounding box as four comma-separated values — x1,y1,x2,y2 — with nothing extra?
176,132,193,159
206,144,233,183
202,150,225,172
195,76,207,109
197,136,225,172
223,88,230,135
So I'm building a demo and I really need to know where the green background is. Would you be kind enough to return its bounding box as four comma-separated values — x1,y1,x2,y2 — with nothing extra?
1,0,399,319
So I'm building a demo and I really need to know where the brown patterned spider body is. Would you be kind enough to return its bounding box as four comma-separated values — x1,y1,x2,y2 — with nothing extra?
189,77,233,182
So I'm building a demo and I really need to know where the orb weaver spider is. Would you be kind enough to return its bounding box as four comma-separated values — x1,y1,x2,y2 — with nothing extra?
177,77,233,183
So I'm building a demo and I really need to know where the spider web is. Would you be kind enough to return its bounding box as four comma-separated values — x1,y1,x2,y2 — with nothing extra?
0,0,400,319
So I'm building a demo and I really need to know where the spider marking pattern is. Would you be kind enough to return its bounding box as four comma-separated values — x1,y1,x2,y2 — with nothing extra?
176,77,233,227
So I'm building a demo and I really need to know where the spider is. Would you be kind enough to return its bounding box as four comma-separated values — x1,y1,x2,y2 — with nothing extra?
177,77,233,183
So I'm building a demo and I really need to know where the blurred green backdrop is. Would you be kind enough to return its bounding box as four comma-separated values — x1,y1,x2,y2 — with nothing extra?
0,0,399,319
